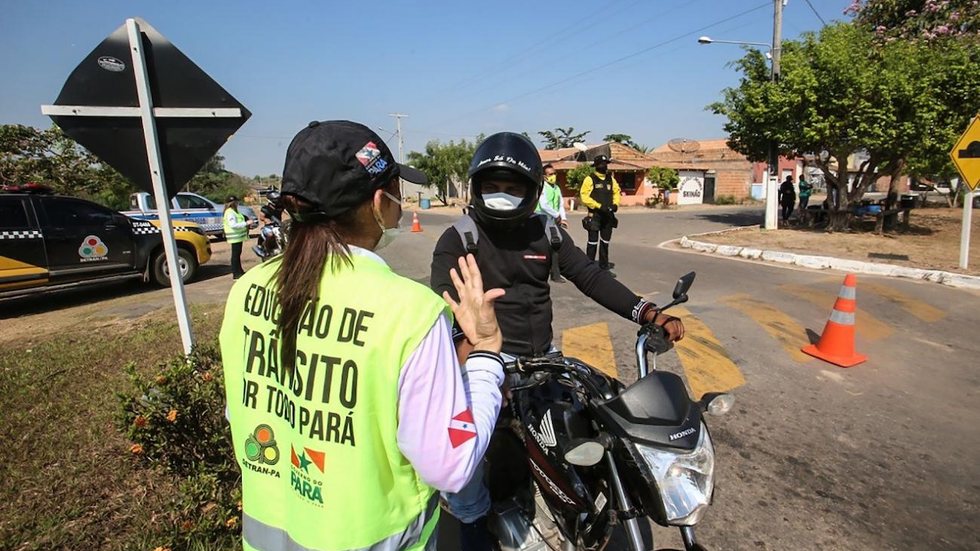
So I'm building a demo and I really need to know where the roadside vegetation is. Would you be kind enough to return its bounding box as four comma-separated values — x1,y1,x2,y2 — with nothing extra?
0,304,238,551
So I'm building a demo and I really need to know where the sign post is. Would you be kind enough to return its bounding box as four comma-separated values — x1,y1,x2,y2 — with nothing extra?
950,114,980,270
41,18,250,354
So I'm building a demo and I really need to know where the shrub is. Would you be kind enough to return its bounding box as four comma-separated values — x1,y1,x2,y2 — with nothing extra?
117,344,241,549
565,164,595,192
646,166,679,190
715,195,737,205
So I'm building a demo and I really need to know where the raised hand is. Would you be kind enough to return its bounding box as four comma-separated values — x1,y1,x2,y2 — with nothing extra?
442,254,505,353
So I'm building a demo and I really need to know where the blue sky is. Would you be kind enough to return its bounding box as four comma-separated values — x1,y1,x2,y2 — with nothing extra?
0,0,852,177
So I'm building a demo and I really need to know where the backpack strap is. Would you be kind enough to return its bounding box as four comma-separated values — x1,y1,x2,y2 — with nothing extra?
453,213,563,255
452,214,480,254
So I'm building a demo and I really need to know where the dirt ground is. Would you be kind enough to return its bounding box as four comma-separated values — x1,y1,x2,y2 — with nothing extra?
695,206,980,276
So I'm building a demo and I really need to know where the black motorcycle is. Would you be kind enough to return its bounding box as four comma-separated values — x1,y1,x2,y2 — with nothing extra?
486,272,733,551
252,194,287,261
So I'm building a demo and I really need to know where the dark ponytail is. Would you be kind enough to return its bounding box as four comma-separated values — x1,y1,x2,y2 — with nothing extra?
272,195,357,374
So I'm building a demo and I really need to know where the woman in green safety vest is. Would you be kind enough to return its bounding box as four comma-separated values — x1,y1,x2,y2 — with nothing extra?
223,196,249,279
219,120,507,551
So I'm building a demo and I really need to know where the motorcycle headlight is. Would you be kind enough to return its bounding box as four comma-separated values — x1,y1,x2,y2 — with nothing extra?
636,424,714,526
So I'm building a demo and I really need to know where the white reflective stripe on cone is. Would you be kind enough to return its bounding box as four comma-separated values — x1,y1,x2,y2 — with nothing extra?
829,310,855,325
243,494,438,551
838,286,856,300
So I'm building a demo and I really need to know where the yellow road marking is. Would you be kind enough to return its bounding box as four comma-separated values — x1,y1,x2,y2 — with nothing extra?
671,306,746,399
561,322,618,379
779,283,893,341
723,294,812,363
861,282,945,323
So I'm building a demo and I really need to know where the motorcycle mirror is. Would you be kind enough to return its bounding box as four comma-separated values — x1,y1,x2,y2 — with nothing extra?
563,439,605,467
672,272,696,300
700,393,734,416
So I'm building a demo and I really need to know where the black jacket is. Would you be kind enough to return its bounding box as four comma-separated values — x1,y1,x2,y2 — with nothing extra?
430,214,654,356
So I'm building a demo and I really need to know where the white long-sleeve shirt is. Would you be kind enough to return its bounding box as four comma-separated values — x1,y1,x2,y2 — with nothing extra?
396,313,504,493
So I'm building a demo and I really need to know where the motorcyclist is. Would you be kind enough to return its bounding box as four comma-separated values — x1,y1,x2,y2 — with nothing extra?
256,191,285,257
260,190,284,224
429,131,686,550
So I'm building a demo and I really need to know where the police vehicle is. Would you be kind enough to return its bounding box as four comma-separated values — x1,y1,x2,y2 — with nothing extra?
0,184,212,300
124,191,258,237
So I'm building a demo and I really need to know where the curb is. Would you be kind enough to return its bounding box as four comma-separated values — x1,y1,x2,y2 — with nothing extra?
673,230,980,290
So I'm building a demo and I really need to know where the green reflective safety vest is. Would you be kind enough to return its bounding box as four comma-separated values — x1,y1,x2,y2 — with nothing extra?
224,208,249,244
536,182,562,217
219,252,451,551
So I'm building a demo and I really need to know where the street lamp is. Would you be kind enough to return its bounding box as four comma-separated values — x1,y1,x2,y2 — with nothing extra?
697,36,771,49
699,34,781,229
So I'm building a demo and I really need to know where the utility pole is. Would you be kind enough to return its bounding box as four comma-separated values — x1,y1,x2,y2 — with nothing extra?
389,113,407,198
765,0,784,230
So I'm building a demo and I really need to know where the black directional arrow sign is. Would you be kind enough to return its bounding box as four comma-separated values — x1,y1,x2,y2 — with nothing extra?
45,18,250,198
42,18,251,354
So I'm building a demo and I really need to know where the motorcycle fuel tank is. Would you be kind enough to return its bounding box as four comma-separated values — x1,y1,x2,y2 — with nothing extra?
513,372,614,544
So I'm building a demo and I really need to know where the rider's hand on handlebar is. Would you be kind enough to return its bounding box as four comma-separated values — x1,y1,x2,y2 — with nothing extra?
645,310,685,342
442,254,505,353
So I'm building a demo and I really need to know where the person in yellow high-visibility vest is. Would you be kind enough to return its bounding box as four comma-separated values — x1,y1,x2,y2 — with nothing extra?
578,155,621,275
220,120,507,551
223,196,249,279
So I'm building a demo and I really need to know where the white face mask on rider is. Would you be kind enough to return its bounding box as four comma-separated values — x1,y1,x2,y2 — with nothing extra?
482,192,523,211
373,190,402,250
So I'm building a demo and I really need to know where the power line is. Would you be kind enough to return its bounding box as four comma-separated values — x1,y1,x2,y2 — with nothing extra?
456,0,700,103
434,1,771,127
443,0,637,95
802,0,827,26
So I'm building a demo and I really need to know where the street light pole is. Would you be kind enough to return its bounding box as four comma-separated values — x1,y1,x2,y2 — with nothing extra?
764,0,785,230
389,113,407,198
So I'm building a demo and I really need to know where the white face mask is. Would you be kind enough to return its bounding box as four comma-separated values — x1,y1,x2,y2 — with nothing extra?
374,190,402,250
482,192,523,211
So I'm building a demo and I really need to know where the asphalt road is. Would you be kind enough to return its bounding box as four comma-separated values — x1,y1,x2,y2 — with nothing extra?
3,205,978,550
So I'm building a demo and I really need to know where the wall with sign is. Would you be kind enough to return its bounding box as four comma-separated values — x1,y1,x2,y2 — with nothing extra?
677,171,705,205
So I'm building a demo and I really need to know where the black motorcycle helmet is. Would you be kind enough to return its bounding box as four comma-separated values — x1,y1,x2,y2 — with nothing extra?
593,155,610,172
266,190,282,207
468,132,543,230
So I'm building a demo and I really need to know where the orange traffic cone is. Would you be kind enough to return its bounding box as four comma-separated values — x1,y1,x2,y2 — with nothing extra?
411,212,423,233
802,274,867,367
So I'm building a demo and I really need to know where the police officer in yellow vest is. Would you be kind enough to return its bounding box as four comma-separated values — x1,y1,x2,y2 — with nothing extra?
224,196,249,279
579,155,620,274
220,120,507,551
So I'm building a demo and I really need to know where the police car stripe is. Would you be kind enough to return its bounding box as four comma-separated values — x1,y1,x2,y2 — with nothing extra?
0,230,43,240
131,226,198,235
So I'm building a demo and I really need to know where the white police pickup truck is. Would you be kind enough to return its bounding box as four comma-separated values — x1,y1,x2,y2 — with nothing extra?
124,191,257,238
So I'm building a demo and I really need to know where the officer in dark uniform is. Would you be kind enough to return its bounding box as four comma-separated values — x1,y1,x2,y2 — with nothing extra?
429,132,685,551
579,155,620,272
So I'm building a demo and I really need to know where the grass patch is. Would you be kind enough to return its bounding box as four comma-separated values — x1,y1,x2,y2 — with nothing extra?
0,303,233,551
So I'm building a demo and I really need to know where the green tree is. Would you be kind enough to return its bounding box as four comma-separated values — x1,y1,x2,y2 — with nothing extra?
1,124,250,208
538,127,591,150
407,139,477,204
0,124,98,191
709,22,980,229
186,154,250,203
603,133,645,151
646,166,679,190
565,164,595,192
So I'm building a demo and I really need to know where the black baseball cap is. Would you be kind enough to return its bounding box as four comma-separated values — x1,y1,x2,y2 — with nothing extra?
281,120,427,219
592,155,610,165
